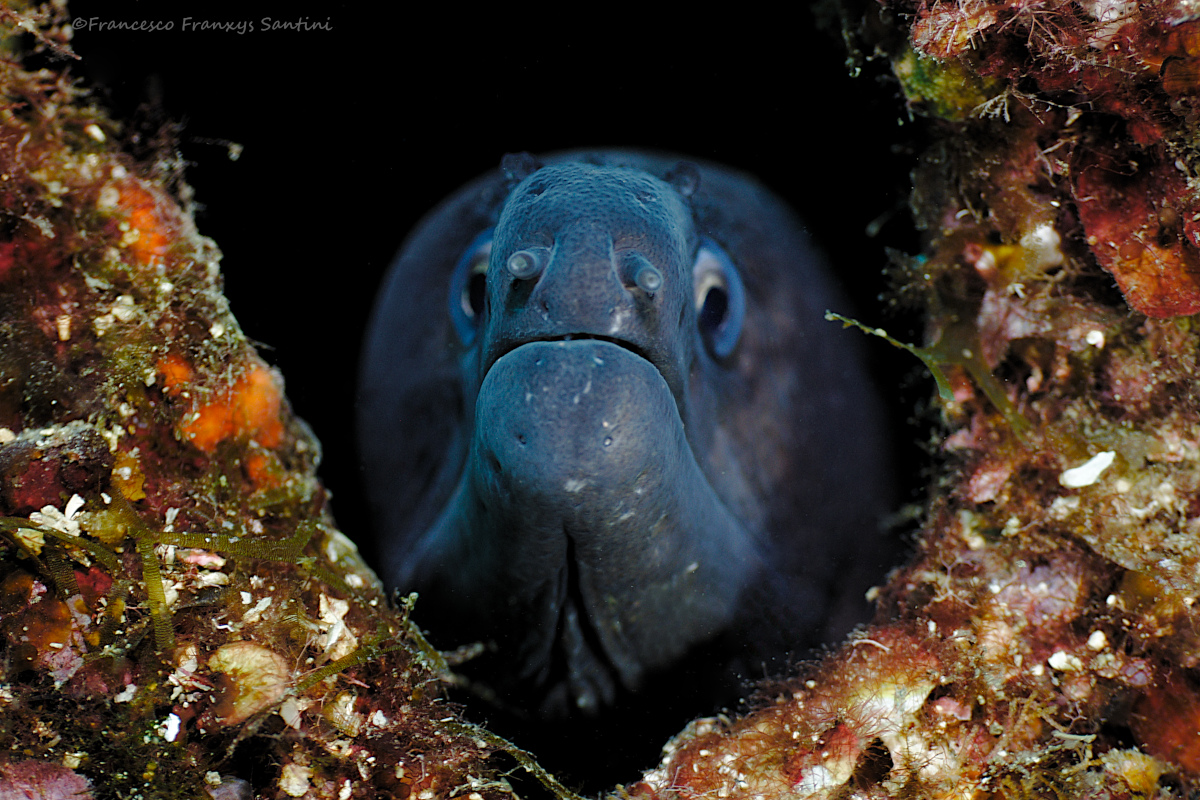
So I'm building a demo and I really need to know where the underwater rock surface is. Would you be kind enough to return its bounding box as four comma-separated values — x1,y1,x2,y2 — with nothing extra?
624,1,1200,799
0,7,528,799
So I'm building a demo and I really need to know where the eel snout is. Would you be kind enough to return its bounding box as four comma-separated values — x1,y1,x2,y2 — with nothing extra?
478,166,695,419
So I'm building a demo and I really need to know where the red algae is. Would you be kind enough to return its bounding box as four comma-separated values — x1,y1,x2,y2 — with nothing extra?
1074,155,1200,318
1131,673,1200,774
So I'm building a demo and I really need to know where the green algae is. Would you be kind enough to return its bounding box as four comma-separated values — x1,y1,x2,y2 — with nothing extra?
827,310,1033,442
893,47,1003,121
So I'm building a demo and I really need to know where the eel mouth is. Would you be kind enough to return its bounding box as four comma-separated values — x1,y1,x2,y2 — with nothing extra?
486,333,655,374
481,332,685,419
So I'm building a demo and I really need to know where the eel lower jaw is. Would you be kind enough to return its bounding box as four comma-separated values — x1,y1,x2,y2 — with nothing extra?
417,339,762,709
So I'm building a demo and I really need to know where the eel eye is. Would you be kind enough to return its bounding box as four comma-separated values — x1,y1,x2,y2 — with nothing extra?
449,229,493,345
693,237,746,360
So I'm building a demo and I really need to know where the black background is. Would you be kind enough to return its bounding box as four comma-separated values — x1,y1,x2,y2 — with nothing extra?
62,1,926,785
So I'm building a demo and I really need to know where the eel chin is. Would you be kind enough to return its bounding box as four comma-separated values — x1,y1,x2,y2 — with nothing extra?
420,339,763,712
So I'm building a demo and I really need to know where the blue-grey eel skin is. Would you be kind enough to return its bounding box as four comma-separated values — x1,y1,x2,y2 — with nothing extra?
357,150,895,717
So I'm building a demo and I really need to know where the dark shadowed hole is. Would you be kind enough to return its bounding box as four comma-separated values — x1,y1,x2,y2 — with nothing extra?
852,737,894,789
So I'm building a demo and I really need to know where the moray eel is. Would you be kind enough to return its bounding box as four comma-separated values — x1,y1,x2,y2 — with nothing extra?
358,151,894,716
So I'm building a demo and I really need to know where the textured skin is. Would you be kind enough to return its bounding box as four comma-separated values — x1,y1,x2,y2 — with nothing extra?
358,151,894,716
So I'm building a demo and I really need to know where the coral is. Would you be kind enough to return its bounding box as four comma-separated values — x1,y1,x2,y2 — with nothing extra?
620,1,1200,799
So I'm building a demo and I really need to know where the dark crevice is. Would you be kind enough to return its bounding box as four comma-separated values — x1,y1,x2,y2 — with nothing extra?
851,737,894,790
562,533,624,701
531,550,571,691
537,532,624,713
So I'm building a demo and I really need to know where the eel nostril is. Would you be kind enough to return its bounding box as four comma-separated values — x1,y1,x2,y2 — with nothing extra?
621,252,663,297
508,249,547,280
635,264,662,294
